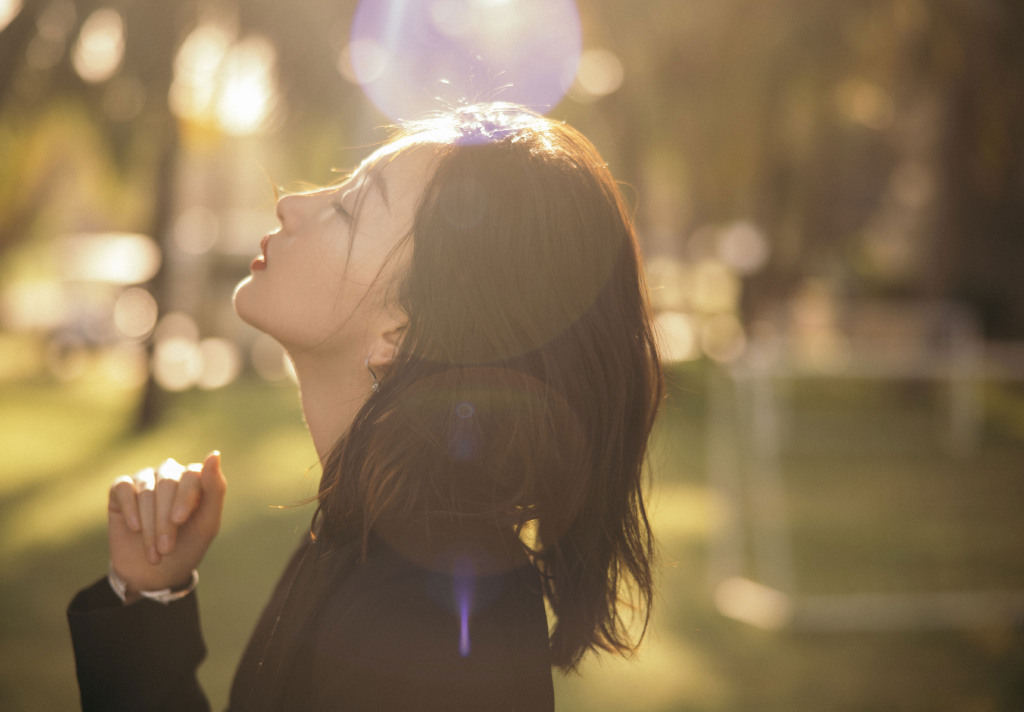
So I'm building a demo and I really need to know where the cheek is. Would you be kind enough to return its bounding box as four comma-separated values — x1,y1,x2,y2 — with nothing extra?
274,266,348,341
235,260,374,350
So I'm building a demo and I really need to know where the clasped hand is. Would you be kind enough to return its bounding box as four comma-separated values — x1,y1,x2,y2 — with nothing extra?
108,451,227,600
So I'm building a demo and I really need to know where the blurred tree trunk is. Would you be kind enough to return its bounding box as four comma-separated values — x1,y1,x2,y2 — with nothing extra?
933,0,1024,338
0,0,42,108
122,1,188,431
134,117,180,431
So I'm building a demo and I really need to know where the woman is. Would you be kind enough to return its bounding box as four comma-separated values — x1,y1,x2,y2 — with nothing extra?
68,103,663,711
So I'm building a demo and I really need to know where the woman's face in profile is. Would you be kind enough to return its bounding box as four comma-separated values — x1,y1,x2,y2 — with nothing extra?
234,145,436,356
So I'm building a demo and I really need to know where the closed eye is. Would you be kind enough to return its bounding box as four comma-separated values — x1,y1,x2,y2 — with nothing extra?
332,201,352,220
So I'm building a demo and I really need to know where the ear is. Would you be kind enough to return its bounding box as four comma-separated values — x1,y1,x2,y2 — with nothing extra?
366,318,407,374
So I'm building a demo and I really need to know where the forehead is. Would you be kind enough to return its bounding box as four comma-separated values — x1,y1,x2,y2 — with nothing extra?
355,142,439,208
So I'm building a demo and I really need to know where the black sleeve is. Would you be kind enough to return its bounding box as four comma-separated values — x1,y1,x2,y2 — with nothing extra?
67,578,211,712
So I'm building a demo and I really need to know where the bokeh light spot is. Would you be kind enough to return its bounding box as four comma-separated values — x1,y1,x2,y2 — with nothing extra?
654,311,700,363
0,280,66,331
0,0,23,34
173,206,220,255
198,337,242,390
691,259,741,314
154,337,203,391
154,311,200,342
570,48,624,102
113,287,158,340
715,220,770,275
700,313,747,363
72,8,124,83
646,257,692,312
714,577,793,630
349,0,581,121
835,78,894,130
37,0,75,39
56,233,161,285
26,0,75,71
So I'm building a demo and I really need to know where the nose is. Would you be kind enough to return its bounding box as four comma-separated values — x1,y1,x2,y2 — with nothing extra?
276,192,305,229
276,189,334,230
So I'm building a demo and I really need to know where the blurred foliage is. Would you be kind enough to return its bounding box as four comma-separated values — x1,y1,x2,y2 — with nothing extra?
3,0,1024,335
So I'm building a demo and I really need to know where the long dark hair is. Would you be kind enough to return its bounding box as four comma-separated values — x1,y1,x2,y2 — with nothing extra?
316,104,662,672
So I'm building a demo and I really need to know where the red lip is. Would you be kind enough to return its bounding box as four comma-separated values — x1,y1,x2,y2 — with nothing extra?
251,235,270,272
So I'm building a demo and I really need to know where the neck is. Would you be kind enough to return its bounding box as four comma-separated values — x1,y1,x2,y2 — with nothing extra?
289,349,375,464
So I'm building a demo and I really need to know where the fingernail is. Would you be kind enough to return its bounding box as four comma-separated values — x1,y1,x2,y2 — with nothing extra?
128,514,141,531
159,534,172,553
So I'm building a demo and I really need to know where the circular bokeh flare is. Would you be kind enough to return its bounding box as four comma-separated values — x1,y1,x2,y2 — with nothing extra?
350,0,582,121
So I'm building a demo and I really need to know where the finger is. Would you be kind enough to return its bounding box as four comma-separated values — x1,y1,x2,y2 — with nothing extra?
154,477,178,556
171,464,203,524
196,451,227,529
157,458,186,482
109,475,142,532
154,459,187,554
134,467,160,565
202,451,226,499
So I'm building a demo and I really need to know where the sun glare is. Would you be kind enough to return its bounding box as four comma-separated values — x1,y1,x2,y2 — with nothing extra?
216,36,278,135
169,22,232,123
170,22,278,135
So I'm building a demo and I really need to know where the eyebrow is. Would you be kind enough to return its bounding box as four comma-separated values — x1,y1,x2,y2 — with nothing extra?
349,155,391,210
366,167,390,209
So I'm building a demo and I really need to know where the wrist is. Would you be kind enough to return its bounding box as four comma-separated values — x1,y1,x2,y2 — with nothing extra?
107,562,198,605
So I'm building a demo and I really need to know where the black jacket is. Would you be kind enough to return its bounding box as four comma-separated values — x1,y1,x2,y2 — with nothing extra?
68,534,554,711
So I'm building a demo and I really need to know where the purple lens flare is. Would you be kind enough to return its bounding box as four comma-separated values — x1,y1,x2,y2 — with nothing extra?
454,555,474,657
349,0,582,121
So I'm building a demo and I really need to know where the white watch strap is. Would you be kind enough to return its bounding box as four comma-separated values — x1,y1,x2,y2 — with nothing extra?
107,562,199,605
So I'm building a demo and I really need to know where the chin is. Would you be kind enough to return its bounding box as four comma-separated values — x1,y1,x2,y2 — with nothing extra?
232,279,296,348
232,277,260,328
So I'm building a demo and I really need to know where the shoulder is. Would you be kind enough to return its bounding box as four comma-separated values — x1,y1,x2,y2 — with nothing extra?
306,534,554,711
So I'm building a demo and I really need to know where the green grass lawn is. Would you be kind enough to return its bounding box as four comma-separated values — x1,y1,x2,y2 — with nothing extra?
2,353,1023,710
